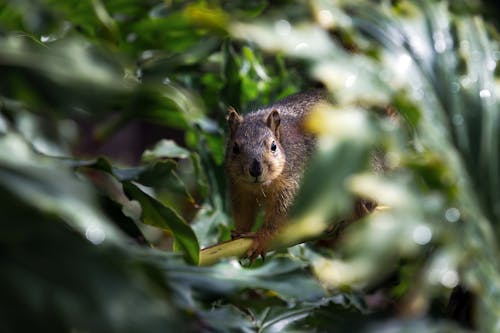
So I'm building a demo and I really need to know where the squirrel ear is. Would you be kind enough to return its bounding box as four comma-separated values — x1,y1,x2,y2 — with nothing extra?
266,109,281,138
227,107,242,137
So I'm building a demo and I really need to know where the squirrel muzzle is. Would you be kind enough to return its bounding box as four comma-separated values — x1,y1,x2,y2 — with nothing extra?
249,159,263,179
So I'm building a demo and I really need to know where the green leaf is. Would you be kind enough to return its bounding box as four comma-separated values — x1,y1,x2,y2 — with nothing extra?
124,182,199,265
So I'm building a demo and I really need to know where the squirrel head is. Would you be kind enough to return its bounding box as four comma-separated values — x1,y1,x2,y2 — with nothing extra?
226,107,286,185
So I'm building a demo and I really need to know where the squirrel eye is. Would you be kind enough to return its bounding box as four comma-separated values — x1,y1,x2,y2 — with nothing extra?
271,141,277,152
232,143,240,154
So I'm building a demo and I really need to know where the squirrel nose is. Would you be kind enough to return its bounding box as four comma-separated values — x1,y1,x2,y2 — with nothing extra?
249,159,262,177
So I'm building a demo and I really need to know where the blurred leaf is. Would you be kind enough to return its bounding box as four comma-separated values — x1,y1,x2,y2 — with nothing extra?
255,295,370,333
363,318,469,333
75,156,198,207
230,21,335,60
0,34,131,114
190,152,209,198
184,3,228,32
131,10,206,53
142,139,191,160
292,106,378,222
139,37,221,78
141,140,205,204
195,304,255,333
192,204,230,248
98,194,148,245
221,41,242,110
0,189,198,333
165,256,324,301
0,133,125,245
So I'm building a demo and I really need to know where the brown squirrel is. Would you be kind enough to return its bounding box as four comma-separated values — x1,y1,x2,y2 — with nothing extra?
225,90,327,259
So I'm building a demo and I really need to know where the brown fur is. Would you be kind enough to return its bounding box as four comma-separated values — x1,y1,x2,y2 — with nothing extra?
225,90,326,258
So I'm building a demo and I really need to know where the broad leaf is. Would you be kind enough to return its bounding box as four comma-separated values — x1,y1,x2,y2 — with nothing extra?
124,182,199,265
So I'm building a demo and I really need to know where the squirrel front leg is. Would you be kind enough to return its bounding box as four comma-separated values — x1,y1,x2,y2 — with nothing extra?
230,189,258,238
247,198,288,260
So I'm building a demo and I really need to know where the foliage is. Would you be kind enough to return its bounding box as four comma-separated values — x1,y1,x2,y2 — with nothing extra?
1,0,499,332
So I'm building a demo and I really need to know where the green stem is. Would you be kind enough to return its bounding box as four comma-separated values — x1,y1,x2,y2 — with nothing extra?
199,214,341,266
199,238,253,266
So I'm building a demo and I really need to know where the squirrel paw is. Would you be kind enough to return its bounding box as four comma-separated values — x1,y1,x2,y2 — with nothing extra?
231,230,270,262
246,232,270,262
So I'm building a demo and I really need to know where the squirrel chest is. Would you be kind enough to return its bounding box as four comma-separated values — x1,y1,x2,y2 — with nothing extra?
224,90,324,258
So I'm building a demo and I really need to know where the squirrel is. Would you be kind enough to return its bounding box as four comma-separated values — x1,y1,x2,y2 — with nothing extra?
225,90,380,259
225,90,327,259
